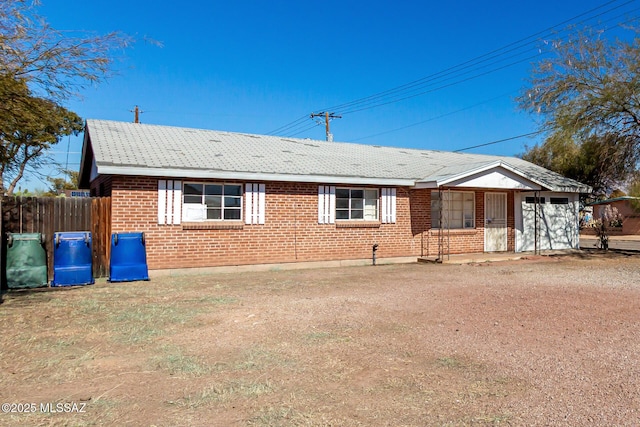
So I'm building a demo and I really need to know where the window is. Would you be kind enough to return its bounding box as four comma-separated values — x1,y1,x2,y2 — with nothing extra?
550,197,569,205
335,188,378,220
525,196,546,204
431,191,475,229
183,183,242,221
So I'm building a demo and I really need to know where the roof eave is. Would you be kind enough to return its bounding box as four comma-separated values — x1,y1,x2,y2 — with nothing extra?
78,125,93,188
96,165,417,187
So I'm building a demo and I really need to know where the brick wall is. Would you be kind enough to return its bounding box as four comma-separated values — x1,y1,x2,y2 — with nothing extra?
103,176,518,270
591,201,640,235
419,190,516,257
90,175,113,197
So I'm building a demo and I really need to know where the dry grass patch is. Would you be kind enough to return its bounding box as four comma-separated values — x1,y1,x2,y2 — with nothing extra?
2,255,640,425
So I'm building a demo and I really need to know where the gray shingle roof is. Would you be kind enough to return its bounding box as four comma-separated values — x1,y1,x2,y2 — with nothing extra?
82,119,591,193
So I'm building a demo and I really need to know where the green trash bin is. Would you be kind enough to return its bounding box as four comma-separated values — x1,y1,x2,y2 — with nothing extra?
6,233,48,289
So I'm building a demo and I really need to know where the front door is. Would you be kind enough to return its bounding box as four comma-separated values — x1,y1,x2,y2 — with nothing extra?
485,192,507,252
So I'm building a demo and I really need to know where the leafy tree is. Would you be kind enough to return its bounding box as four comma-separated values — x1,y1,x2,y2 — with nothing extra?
629,173,640,211
609,189,627,199
44,169,79,196
518,26,640,197
521,133,636,197
0,78,83,194
0,1,131,194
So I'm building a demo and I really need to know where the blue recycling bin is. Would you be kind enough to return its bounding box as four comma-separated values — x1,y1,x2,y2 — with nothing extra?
51,232,94,287
109,232,149,282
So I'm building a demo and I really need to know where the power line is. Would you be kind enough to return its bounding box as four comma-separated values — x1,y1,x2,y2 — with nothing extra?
335,2,640,116
348,90,519,142
266,114,309,135
322,0,635,115
453,131,542,153
310,112,342,141
266,0,639,138
289,122,322,137
339,52,542,115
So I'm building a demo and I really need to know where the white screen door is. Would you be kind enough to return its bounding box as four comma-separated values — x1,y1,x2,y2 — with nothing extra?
485,193,507,252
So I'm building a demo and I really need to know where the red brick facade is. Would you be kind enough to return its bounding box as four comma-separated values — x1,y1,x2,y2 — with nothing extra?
93,176,517,270
590,200,640,235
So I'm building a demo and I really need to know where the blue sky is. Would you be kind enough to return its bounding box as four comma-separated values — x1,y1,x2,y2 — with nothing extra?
23,0,640,190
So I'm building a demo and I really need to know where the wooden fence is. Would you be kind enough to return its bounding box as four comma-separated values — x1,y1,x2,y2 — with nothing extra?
1,197,111,285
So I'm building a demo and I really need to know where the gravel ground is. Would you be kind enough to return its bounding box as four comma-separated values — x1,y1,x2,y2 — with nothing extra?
1,251,639,426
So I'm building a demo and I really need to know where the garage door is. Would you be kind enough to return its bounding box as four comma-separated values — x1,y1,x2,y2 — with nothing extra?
518,192,579,251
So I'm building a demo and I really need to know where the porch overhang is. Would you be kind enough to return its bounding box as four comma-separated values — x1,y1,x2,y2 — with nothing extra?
413,161,545,191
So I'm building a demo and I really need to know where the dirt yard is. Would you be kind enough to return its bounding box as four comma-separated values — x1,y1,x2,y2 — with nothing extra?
1,251,640,426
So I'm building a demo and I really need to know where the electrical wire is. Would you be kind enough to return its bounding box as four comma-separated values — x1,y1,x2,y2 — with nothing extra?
453,131,543,152
266,0,639,138
348,90,519,142
323,0,636,115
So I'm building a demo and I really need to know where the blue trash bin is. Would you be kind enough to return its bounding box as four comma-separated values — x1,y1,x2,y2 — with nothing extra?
109,232,149,282
51,232,94,287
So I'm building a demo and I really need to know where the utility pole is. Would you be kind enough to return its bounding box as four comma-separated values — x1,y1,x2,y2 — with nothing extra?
131,105,143,123
310,111,341,141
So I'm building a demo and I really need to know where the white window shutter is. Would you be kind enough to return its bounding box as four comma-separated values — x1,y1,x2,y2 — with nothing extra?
382,188,396,223
166,180,174,224
158,180,167,225
252,184,259,224
328,186,335,224
258,183,265,224
245,183,266,225
318,186,325,223
172,181,182,225
381,188,388,223
245,183,253,224
318,186,335,224
158,179,182,225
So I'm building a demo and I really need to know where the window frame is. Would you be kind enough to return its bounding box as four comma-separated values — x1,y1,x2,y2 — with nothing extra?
550,197,569,205
182,182,243,222
335,187,379,221
431,190,475,230
525,196,546,204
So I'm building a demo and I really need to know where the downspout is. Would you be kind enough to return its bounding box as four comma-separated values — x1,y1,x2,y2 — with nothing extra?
293,202,298,260
447,188,451,261
534,191,539,255
438,186,443,262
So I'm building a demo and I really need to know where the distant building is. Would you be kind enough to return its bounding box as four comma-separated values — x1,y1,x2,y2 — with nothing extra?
588,196,640,235
64,190,91,198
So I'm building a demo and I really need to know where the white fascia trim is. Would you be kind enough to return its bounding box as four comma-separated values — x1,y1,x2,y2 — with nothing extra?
440,161,541,186
415,161,552,191
413,181,439,189
493,162,591,193
96,165,416,187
